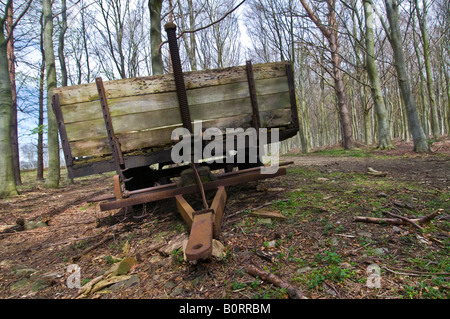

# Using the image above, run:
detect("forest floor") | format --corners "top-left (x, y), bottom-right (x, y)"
top-left (0, 138), bottom-right (449, 300)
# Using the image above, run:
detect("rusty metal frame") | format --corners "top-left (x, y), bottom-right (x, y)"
top-left (96, 163), bottom-right (289, 260)
top-left (98, 166), bottom-right (287, 211)
top-left (52, 94), bottom-right (75, 180)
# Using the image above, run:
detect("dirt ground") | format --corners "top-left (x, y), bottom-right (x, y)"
top-left (0, 138), bottom-right (449, 299)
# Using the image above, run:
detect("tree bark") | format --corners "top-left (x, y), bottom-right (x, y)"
top-left (384, 0), bottom-right (429, 152)
top-left (299, 0), bottom-right (354, 149)
top-left (149, 0), bottom-right (163, 75)
top-left (37, 13), bottom-right (45, 181)
top-left (0, 17), bottom-right (18, 198)
top-left (6, 1), bottom-right (21, 185)
top-left (58, 0), bottom-right (68, 87)
top-left (414, 0), bottom-right (440, 138)
top-left (43, 0), bottom-right (60, 188)
top-left (412, 15), bottom-right (430, 137)
top-left (37, 58), bottom-right (45, 180)
top-left (363, 0), bottom-right (393, 149)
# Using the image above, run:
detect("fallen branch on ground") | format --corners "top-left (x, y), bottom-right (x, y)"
top-left (367, 167), bottom-right (387, 177)
top-left (244, 264), bottom-right (308, 299)
top-left (354, 210), bottom-right (441, 230)
top-left (382, 266), bottom-right (450, 277)
top-left (382, 211), bottom-right (424, 231)
top-left (227, 199), bottom-right (290, 220)
top-left (71, 234), bottom-right (115, 262)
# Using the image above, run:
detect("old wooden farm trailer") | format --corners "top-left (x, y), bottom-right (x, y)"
top-left (52, 23), bottom-right (299, 261)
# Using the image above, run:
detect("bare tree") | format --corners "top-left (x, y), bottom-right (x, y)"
top-left (149, 0), bottom-right (164, 74)
top-left (379, 0), bottom-right (430, 152)
top-left (43, 0), bottom-right (60, 188)
top-left (363, 0), bottom-right (393, 149)
top-left (0, 0), bottom-right (32, 198)
top-left (300, 0), bottom-right (354, 149)
top-left (413, 0), bottom-right (440, 138)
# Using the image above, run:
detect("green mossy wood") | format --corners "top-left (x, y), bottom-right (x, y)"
top-left (53, 61), bottom-right (296, 167)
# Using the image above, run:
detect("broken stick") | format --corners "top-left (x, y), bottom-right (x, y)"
top-left (245, 264), bottom-right (308, 299)
top-left (382, 211), bottom-right (424, 231)
top-left (354, 211), bottom-right (440, 230)
top-left (71, 234), bottom-right (115, 262)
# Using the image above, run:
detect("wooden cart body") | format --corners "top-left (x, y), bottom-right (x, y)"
top-left (52, 61), bottom-right (298, 182)
top-left (52, 24), bottom-right (298, 261)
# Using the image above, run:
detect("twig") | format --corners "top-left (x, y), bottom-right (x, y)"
top-left (71, 233), bottom-right (115, 262)
top-left (158, 0), bottom-right (246, 53)
top-left (386, 266), bottom-right (450, 277)
top-left (227, 199), bottom-right (290, 220)
top-left (382, 266), bottom-right (450, 277)
top-left (354, 210), bottom-right (440, 230)
top-left (245, 264), bottom-right (308, 299)
top-left (382, 211), bottom-right (424, 231)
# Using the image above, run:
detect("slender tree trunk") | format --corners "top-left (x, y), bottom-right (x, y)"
top-left (363, 0), bottom-right (393, 149)
top-left (149, 0), bottom-right (163, 75)
top-left (443, 56), bottom-right (450, 133)
top-left (330, 34), bottom-right (354, 149)
top-left (0, 20), bottom-right (18, 198)
top-left (37, 14), bottom-right (45, 181)
top-left (300, 0), bottom-right (354, 149)
top-left (58, 0), bottom-right (73, 185)
top-left (81, 3), bottom-right (90, 83)
top-left (414, 0), bottom-right (440, 138)
top-left (43, 0), bottom-right (60, 188)
top-left (6, 2), bottom-right (21, 185)
top-left (37, 59), bottom-right (45, 180)
top-left (384, 0), bottom-right (429, 152)
top-left (58, 0), bottom-right (68, 87)
top-left (412, 18), bottom-right (430, 137)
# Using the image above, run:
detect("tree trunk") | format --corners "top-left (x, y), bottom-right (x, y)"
top-left (37, 58), bottom-right (45, 181)
top-left (363, 0), bottom-right (393, 149)
top-left (0, 21), bottom-right (18, 198)
top-left (6, 1), bottom-right (21, 185)
top-left (300, 0), bottom-right (354, 149)
top-left (43, 0), bottom-right (60, 188)
top-left (81, 2), bottom-right (90, 83)
top-left (58, 0), bottom-right (73, 185)
top-left (443, 55), bottom-right (450, 133)
top-left (414, 0), bottom-right (440, 138)
top-left (58, 0), bottom-right (68, 87)
top-left (384, 0), bottom-right (429, 152)
top-left (412, 17), bottom-right (430, 137)
top-left (37, 13), bottom-right (45, 181)
top-left (149, 0), bottom-right (163, 75)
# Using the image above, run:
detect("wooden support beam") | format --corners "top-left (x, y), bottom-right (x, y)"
top-left (211, 186), bottom-right (227, 238)
top-left (175, 194), bottom-right (194, 228)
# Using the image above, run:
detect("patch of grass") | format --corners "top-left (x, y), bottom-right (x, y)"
top-left (170, 248), bottom-right (184, 265)
top-left (251, 286), bottom-right (288, 299)
top-left (403, 277), bottom-right (448, 299)
top-left (308, 148), bottom-right (373, 158)
top-left (105, 255), bottom-right (120, 264)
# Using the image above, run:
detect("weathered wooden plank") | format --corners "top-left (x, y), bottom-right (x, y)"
top-left (69, 108), bottom-right (292, 158)
top-left (54, 62), bottom-right (289, 106)
top-left (60, 76), bottom-right (289, 124)
top-left (64, 91), bottom-right (290, 143)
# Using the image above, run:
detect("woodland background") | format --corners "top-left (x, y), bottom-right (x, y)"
top-left (0, 0), bottom-right (449, 197)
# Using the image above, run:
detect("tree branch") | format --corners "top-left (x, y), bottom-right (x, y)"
top-left (158, 0), bottom-right (246, 53)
